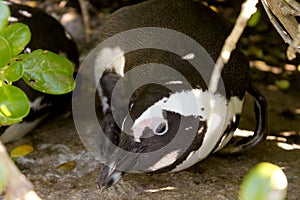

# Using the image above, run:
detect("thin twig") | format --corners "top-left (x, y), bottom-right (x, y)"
top-left (287, 24), bottom-right (300, 60)
top-left (209, 0), bottom-right (259, 93)
top-left (78, 0), bottom-right (92, 42)
top-left (0, 141), bottom-right (41, 200)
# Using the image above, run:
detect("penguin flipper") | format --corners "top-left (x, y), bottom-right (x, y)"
top-left (99, 71), bottom-right (121, 107)
top-left (219, 85), bottom-right (267, 154)
top-left (96, 70), bottom-right (122, 158)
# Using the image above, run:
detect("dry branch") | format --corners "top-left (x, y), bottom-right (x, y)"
top-left (0, 141), bottom-right (41, 200)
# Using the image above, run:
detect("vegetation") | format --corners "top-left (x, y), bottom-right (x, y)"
top-left (0, 1), bottom-right (75, 126)
top-left (239, 162), bottom-right (288, 200)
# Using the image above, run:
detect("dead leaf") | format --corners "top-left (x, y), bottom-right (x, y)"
top-left (10, 145), bottom-right (34, 158)
top-left (57, 161), bottom-right (76, 171)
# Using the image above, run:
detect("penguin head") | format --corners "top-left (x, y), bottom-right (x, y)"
top-left (97, 85), bottom-right (229, 188)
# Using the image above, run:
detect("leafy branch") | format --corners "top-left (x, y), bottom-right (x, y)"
top-left (0, 1), bottom-right (75, 199)
top-left (0, 1), bottom-right (75, 126)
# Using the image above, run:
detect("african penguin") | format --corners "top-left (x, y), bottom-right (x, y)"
top-left (0, 2), bottom-right (79, 143)
top-left (94, 0), bottom-right (267, 188)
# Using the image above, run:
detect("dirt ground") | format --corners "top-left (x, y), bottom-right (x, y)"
top-left (2, 80), bottom-right (299, 200)
top-left (1, 1), bottom-right (300, 199)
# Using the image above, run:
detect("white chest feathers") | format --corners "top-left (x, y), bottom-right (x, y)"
top-left (172, 93), bottom-right (244, 171)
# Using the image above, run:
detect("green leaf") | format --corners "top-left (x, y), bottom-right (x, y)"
top-left (0, 23), bottom-right (31, 56)
top-left (239, 162), bottom-right (288, 200)
top-left (0, 1), bottom-right (10, 30)
top-left (3, 61), bottom-right (23, 82)
top-left (0, 114), bottom-right (22, 126)
top-left (0, 36), bottom-right (11, 68)
top-left (21, 49), bottom-right (75, 94)
top-left (248, 10), bottom-right (261, 27)
top-left (275, 79), bottom-right (290, 90)
top-left (0, 85), bottom-right (30, 126)
top-left (58, 161), bottom-right (76, 171)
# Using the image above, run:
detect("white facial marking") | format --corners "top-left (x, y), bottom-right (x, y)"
top-left (173, 96), bottom-right (244, 172)
top-left (163, 89), bottom-right (215, 118)
top-left (131, 89), bottom-right (218, 143)
top-left (132, 117), bottom-right (168, 142)
top-left (95, 47), bottom-right (125, 113)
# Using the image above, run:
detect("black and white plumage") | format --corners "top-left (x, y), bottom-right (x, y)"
top-left (95, 0), bottom-right (267, 187)
top-left (0, 2), bottom-right (79, 143)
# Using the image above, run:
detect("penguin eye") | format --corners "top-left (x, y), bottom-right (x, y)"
top-left (154, 121), bottom-right (168, 135)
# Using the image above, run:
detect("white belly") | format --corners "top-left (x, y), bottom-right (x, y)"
top-left (172, 96), bottom-right (244, 172)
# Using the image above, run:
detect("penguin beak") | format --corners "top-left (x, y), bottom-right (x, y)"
top-left (97, 150), bottom-right (130, 188)
top-left (98, 163), bottom-right (124, 188)
top-left (97, 132), bottom-right (145, 188)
